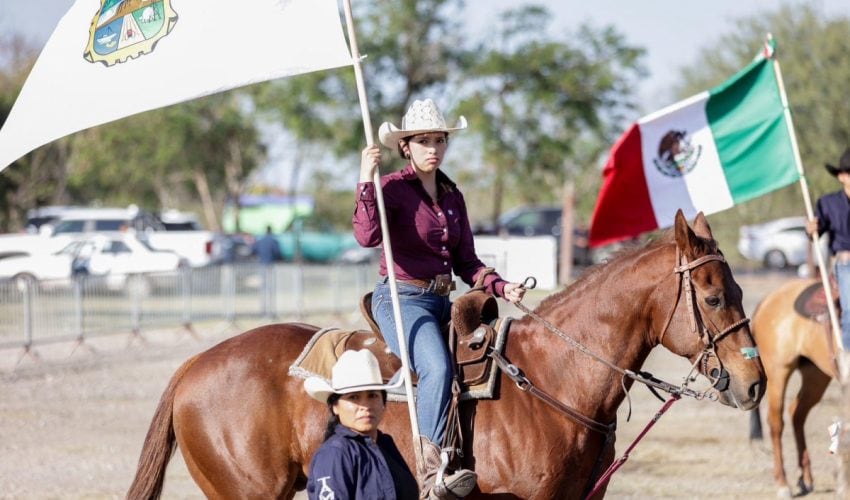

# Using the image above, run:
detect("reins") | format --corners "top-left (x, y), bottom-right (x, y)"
top-left (492, 244), bottom-right (752, 498)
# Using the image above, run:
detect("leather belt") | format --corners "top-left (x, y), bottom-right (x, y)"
top-left (395, 274), bottom-right (456, 296)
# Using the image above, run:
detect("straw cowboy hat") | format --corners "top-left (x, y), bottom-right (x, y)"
top-left (378, 98), bottom-right (467, 148)
top-left (825, 147), bottom-right (850, 176)
top-left (304, 349), bottom-right (402, 404)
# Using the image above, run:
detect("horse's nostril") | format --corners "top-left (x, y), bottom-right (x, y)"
top-left (748, 380), bottom-right (762, 401)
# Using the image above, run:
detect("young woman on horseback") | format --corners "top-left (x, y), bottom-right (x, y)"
top-left (353, 98), bottom-right (526, 499)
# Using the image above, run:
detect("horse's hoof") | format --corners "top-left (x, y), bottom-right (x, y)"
top-left (796, 476), bottom-right (813, 496)
top-left (776, 486), bottom-right (792, 499)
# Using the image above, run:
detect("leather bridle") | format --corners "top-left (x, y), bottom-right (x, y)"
top-left (656, 247), bottom-right (751, 390)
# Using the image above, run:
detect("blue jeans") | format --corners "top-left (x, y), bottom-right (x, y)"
top-left (836, 261), bottom-right (850, 349)
top-left (372, 280), bottom-right (452, 445)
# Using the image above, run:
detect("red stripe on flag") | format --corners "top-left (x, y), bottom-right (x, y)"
top-left (588, 123), bottom-right (658, 248)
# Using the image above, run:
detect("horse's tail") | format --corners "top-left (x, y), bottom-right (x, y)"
top-left (126, 354), bottom-right (201, 500)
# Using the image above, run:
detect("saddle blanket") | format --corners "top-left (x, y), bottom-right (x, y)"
top-left (793, 281), bottom-right (840, 322)
top-left (288, 317), bottom-right (513, 402)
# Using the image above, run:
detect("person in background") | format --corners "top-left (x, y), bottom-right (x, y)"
top-left (353, 98), bottom-right (526, 498)
top-left (252, 225), bottom-right (282, 317)
top-left (305, 349), bottom-right (417, 500)
top-left (806, 147), bottom-right (850, 350)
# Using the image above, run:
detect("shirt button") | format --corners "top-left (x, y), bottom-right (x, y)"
top-left (443, 261), bottom-right (448, 266)
top-left (443, 228), bottom-right (447, 233)
top-left (438, 212), bottom-right (443, 217)
top-left (441, 246), bottom-right (446, 251)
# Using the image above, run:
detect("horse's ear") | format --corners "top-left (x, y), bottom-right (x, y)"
top-left (674, 209), bottom-right (699, 256)
top-left (692, 212), bottom-right (713, 240)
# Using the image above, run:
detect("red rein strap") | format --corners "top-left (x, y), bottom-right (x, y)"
top-left (583, 395), bottom-right (681, 500)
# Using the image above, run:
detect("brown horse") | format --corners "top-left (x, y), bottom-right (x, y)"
top-left (127, 211), bottom-right (766, 499)
top-left (748, 278), bottom-right (838, 498)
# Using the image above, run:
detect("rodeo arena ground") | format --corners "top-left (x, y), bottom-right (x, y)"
top-left (0, 260), bottom-right (846, 499)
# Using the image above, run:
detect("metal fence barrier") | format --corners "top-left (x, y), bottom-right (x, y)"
top-left (0, 262), bottom-right (374, 352)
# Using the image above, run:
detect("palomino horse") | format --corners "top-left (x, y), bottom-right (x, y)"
top-left (128, 211), bottom-right (765, 499)
top-left (748, 278), bottom-right (838, 497)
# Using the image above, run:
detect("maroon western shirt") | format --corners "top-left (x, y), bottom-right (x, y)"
top-left (353, 165), bottom-right (507, 297)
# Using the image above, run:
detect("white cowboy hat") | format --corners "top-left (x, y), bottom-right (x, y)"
top-left (378, 98), bottom-right (467, 148)
top-left (304, 349), bottom-right (402, 403)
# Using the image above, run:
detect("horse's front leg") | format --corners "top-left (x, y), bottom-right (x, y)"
top-left (790, 361), bottom-right (832, 495)
top-left (766, 365), bottom-right (793, 498)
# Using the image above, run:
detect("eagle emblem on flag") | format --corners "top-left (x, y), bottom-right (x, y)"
top-left (652, 129), bottom-right (702, 178)
top-left (84, 0), bottom-right (178, 67)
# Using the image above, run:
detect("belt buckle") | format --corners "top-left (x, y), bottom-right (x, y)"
top-left (433, 275), bottom-right (453, 296)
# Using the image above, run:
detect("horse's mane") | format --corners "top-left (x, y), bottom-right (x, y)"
top-left (531, 227), bottom-right (717, 314)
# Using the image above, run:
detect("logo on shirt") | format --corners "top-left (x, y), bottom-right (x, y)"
top-left (84, 0), bottom-right (179, 66)
top-left (317, 476), bottom-right (335, 500)
top-left (653, 129), bottom-right (702, 178)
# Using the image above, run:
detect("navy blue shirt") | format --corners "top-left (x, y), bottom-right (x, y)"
top-left (307, 425), bottom-right (418, 500)
top-left (252, 234), bottom-right (282, 264)
top-left (815, 190), bottom-right (850, 254)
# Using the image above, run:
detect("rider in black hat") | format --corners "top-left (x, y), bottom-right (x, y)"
top-left (806, 147), bottom-right (850, 350)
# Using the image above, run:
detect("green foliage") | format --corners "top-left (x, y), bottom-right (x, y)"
top-left (0, 35), bottom-right (71, 231)
top-left (67, 93), bottom-right (265, 230)
top-left (252, 0), bottom-right (468, 162)
top-left (456, 7), bottom-right (645, 223)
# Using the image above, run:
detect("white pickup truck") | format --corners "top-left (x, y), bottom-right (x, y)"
top-left (0, 206), bottom-right (215, 267)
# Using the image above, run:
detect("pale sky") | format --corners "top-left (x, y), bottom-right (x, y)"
top-left (2, 0), bottom-right (848, 112)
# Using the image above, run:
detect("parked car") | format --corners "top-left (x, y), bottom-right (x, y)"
top-left (474, 205), bottom-right (592, 266)
top-left (276, 216), bottom-right (359, 263)
top-left (0, 205), bottom-right (214, 267)
top-left (208, 233), bottom-right (256, 265)
top-left (24, 205), bottom-right (84, 233)
top-left (737, 216), bottom-right (815, 269)
top-left (156, 209), bottom-right (204, 231)
top-left (0, 233), bottom-right (186, 293)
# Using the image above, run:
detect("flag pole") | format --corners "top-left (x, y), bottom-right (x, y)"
top-left (767, 34), bottom-right (846, 371)
top-left (341, 0), bottom-right (425, 471)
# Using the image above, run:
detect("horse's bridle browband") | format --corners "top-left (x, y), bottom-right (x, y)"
top-left (660, 247), bottom-right (751, 347)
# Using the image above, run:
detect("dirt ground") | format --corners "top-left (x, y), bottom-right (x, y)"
top-left (0, 270), bottom-right (844, 499)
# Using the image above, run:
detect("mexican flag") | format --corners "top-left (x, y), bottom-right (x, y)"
top-left (588, 49), bottom-right (800, 248)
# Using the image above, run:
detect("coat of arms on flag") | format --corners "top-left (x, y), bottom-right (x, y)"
top-left (84, 0), bottom-right (178, 66)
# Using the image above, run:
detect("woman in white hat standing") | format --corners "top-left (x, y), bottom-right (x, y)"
top-left (353, 98), bottom-right (527, 499)
top-left (305, 349), bottom-right (418, 500)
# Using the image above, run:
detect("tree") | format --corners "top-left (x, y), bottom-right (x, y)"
top-left (67, 92), bottom-right (264, 231)
top-left (456, 6), bottom-right (646, 224)
top-left (0, 35), bottom-right (71, 231)
top-left (674, 4), bottom-right (850, 238)
top-left (251, 0), bottom-right (469, 202)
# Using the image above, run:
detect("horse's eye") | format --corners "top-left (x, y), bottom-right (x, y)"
top-left (705, 295), bottom-right (721, 307)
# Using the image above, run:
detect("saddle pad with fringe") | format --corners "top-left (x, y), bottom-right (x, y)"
top-left (288, 318), bottom-right (513, 402)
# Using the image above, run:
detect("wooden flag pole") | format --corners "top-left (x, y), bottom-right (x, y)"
top-left (341, 0), bottom-right (425, 472)
top-left (767, 34), bottom-right (846, 374)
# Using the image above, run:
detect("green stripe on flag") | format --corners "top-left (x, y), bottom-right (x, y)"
top-left (705, 57), bottom-right (799, 204)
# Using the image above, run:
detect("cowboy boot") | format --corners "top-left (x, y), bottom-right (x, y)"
top-left (418, 436), bottom-right (477, 499)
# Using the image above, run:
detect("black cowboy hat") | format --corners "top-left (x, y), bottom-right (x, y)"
top-left (826, 147), bottom-right (850, 176)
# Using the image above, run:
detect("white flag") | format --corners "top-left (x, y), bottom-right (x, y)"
top-left (0, 0), bottom-right (353, 172)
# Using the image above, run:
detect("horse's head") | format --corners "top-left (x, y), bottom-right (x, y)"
top-left (658, 210), bottom-right (765, 410)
